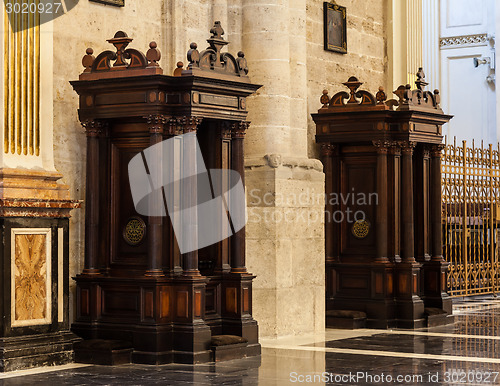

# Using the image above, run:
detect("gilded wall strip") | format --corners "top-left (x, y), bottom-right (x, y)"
top-left (2, 0), bottom-right (41, 156)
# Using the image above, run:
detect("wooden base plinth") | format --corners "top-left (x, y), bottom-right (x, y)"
top-left (73, 339), bottom-right (132, 365)
top-left (394, 298), bottom-right (426, 328)
top-left (221, 273), bottom-right (259, 345)
top-left (422, 260), bottom-right (453, 315)
top-left (72, 274), bottom-right (259, 364)
top-left (326, 310), bottom-right (367, 329)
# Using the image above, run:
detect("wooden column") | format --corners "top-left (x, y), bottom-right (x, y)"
top-left (401, 141), bottom-right (416, 263)
top-left (165, 118), bottom-right (182, 275)
top-left (82, 120), bottom-right (104, 275)
top-left (179, 116), bottom-right (203, 276)
top-left (431, 144), bottom-right (445, 261)
top-left (145, 115), bottom-right (167, 277)
top-left (389, 142), bottom-right (402, 262)
top-left (373, 140), bottom-right (390, 263)
top-left (422, 143), bottom-right (452, 315)
top-left (216, 122), bottom-right (232, 274)
top-left (396, 140), bottom-right (425, 328)
top-left (321, 143), bottom-right (335, 263)
top-left (230, 121), bottom-right (249, 273)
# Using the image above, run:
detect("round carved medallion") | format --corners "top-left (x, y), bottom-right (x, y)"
top-left (123, 217), bottom-right (146, 245)
top-left (352, 220), bottom-right (370, 239)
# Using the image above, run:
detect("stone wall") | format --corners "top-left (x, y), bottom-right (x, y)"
top-left (51, 0), bottom-right (387, 338)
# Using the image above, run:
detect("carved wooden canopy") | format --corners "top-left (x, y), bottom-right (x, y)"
top-left (313, 69), bottom-right (453, 146)
top-left (72, 22), bottom-right (260, 124)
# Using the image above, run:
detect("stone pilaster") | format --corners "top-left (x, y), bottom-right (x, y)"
top-left (0, 8), bottom-right (80, 371)
top-left (242, 0), bottom-right (325, 338)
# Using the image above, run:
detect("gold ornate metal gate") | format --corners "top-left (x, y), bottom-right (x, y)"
top-left (442, 138), bottom-right (500, 296)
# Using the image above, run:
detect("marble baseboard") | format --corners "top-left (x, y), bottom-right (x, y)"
top-left (0, 331), bottom-right (80, 372)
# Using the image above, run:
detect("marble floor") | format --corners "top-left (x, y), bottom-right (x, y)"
top-left (2, 297), bottom-right (500, 385)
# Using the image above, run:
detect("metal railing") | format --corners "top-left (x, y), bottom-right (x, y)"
top-left (442, 138), bottom-right (500, 297)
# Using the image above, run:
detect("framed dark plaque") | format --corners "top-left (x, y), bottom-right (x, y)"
top-left (90, 0), bottom-right (124, 6)
top-left (324, 2), bottom-right (347, 54)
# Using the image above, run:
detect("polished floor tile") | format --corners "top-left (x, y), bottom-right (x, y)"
top-left (3, 298), bottom-right (500, 385)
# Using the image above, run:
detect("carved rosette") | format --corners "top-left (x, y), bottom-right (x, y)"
top-left (231, 121), bottom-right (249, 139)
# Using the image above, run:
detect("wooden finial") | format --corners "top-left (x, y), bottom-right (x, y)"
top-left (343, 76), bottom-right (363, 104)
top-left (433, 89), bottom-right (440, 107)
top-left (415, 67), bottom-right (428, 90)
top-left (207, 22), bottom-right (228, 68)
top-left (173, 61), bottom-right (184, 76)
top-left (82, 48), bottom-right (95, 72)
top-left (210, 21), bottom-right (224, 40)
top-left (320, 90), bottom-right (330, 107)
top-left (187, 42), bottom-right (200, 68)
top-left (107, 31), bottom-right (133, 67)
top-left (236, 51), bottom-right (248, 75)
top-left (376, 86), bottom-right (386, 104)
top-left (146, 41), bottom-right (161, 67)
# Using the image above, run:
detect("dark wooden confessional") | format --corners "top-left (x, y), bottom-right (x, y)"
top-left (71, 23), bottom-right (260, 364)
top-left (313, 71), bottom-right (454, 329)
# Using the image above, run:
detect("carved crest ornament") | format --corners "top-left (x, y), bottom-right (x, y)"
top-left (319, 67), bottom-right (442, 112)
top-left (80, 21), bottom-right (249, 81)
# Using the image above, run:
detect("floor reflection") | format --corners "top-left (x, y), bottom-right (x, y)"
top-left (2, 298), bottom-right (500, 385)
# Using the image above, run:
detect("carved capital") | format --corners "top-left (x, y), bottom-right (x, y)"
top-left (431, 144), bottom-right (445, 158)
top-left (400, 141), bottom-right (416, 155)
top-left (166, 117), bottom-right (181, 136)
top-left (82, 119), bottom-right (107, 137)
top-left (176, 116), bottom-right (203, 133)
top-left (389, 141), bottom-right (402, 155)
top-left (219, 121), bottom-right (232, 140)
top-left (372, 139), bottom-right (391, 154)
top-left (320, 143), bottom-right (335, 157)
top-left (145, 114), bottom-right (168, 135)
top-left (231, 121), bottom-right (249, 139)
top-left (422, 145), bottom-right (431, 159)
